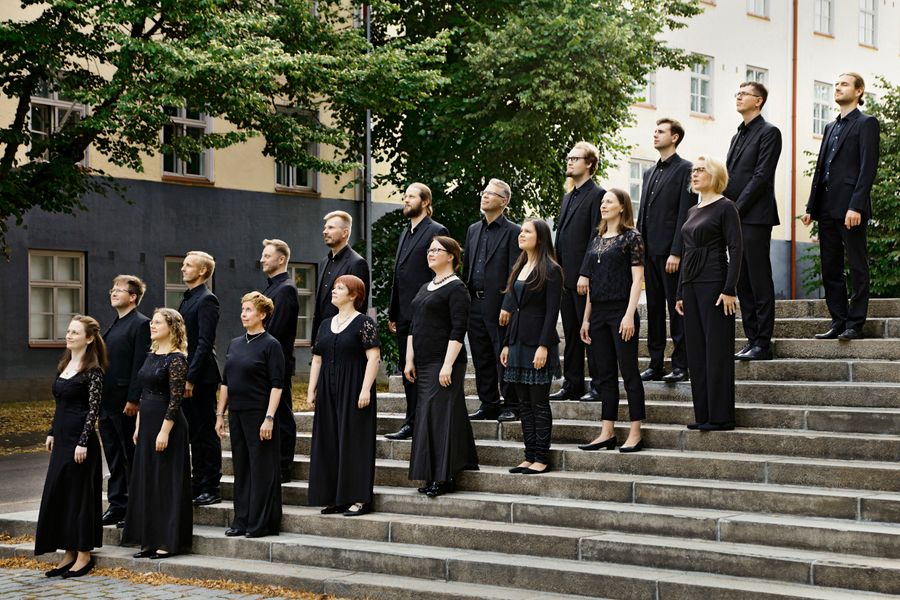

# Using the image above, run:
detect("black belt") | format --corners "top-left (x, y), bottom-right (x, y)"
top-left (472, 290), bottom-right (486, 299)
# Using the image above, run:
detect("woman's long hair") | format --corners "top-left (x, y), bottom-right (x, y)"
top-left (597, 188), bottom-right (636, 236)
top-left (56, 315), bottom-right (109, 374)
top-left (150, 308), bottom-right (188, 354)
top-left (504, 219), bottom-right (561, 293)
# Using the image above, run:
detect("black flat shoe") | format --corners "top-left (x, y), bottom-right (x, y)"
top-left (686, 423), bottom-right (702, 430)
top-left (133, 549), bottom-right (156, 559)
top-left (508, 466), bottom-right (529, 473)
top-left (61, 558), bottom-right (95, 578)
top-left (45, 560), bottom-right (75, 577)
top-left (149, 552), bottom-right (175, 560)
top-left (344, 502), bottom-right (372, 517)
top-left (619, 440), bottom-right (644, 453)
top-left (698, 422), bottom-right (735, 431)
top-left (320, 505), bottom-right (349, 514)
top-left (245, 531), bottom-right (270, 538)
top-left (578, 437), bottom-right (617, 451)
top-left (521, 466), bottom-right (552, 474)
top-left (225, 527), bottom-right (245, 537)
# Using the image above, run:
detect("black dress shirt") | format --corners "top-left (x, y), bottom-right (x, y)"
top-left (823, 109), bottom-right (859, 185)
top-left (262, 271), bottom-right (299, 373)
top-left (470, 217), bottom-right (500, 291)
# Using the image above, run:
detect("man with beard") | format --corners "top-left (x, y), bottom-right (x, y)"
top-left (385, 183), bottom-right (449, 440)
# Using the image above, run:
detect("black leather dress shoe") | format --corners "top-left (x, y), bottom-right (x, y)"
top-left (735, 346), bottom-right (773, 361)
top-left (101, 507), bottom-right (125, 526)
top-left (225, 527), bottom-right (245, 537)
top-left (579, 390), bottom-right (601, 402)
top-left (549, 388), bottom-right (582, 400)
top-left (468, 407), bottom-right (500, 420)
top-left (814, 327), bottom-right (844, 340)
top-left (116, 519), bottom-right (125, 529)
top-left (837, 328), bottom-right (864, 340)
top-left (662, 368), bottom-right (689, 383)
top-left (735, 342), bottom-right (752, 357)
top-left (640, 368), bottom-right (665, 382)
top-left (385, 424), bottom-right (413, 440)
top-left (425, 480), bottom-right (455, 497)
top-left (497, 409), bottom-right (519, 422)
top-left (698, 421), bottom-right (735, 431)
top-left (192, 492), bottom-right (222, 506)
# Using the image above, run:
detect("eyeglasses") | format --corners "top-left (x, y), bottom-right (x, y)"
top-left (565, 155), bottom-right (587, 163)
top-left (690, 167), bottom-right (707, 174)
top-left (734, 92), bottom-right (761, 99)
top-left (109, 287), bottom-right (131, 295)
top-left (427, 248), bottom-right (449, 255)
top-left (480, 190), bottom-right (508, 199)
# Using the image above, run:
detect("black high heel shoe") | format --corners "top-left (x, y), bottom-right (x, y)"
top-left (61, 557), bottom-right (95, 578)
top-left (618, 439), bottom-right (644, 453)
top-left (45, 560), bottom-right (75, 577)
top-left (578, 437), bottom-right (617, 451)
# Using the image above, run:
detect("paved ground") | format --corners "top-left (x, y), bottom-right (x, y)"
top-left (0, 453), bottom-right (47, 514)
top-left (0, 567), bottom-right (278, 599)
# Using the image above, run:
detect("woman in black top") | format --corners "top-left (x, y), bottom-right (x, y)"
top-left (406, 236), bottom-right (479, 497)
top-left (36, 315), bottom-right (107, 578)
top-left (122, 308), bottom-right (192, 559)
top-left (676, 156), bottom-right (743, 431)
top-left (307, 275), bottom-right (380, 517)
top-left (500, 219), bottom-right (562, 474)
top-left (577, 189), bottom-right (646, 452)
top-left (215, 292), bottom-right (284, 537)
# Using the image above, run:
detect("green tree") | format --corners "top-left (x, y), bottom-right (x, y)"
top-left (0, 0), bottom-right (445, 250)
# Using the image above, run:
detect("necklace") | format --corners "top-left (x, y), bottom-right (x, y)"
top-left (245, 331), bottom-right (265, 344)
top-left (433, 273), bottom-right (455, 285)
top-left (335, 312), bottom-right (356, 330)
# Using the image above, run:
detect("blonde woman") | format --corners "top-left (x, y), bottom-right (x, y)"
top-left (122, 308), bottom-right (192, 559)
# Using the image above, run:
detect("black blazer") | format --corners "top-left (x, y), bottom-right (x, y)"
top-left (312, 245), bottom-right (370, 343)
top-left (263, 271), bottom-right (300, 372)
top-left (806, 109), bottom-right (880, 220)
top-left (556, 179), bottom-right (605, 289)
top-left (102, 308), bottom-right (151, 407)
top-left (637, 154), bottom-right (695, 257)
top-left (501, 264), bottom-right (562, 348)
top-left (724, 115), bottom-right (782, 226)
top-left (388, 216), bottom-right (449, 325)
top-left (462, 214), bottom-right (521, 319)
top-left (178, 284), bottom-right (222, 385)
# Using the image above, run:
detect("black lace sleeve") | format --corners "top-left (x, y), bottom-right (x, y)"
top-left (165, 353), bottom-right (188, 421)
top-left (359, 317), bottom-right (381, 350)
top-left (77, 368), bottom-right (104, 447)
top-left (626, 229), bottom-right (645, 266)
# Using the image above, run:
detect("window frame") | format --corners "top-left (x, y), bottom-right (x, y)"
top-left (746, 0), bottom-right (769, 18)
top-left (274, 107), bottom-right (319, 194)
top-left (628, 159), bottom-right (654, 221)
top-left (814, 0), bottom-right (834, 36)
top-left (289, 262), bottom-right (317, 346)
top-left (690, 56), bottom-right (714, 116)
top-left (813, 81), bottom-right (833, 137)
top-left (637, 71), bottom-right (657, 107)
top-left (28, 250), bottom-right (85, 347)
top-left (29, 82), bottom-right (89, 166)
top-left (161, 106), bottom-right (213, 181)
top-left (858, 0), bottom-right (877, 47)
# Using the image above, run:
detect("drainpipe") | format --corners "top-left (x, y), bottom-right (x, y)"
top-left (790, 0), bottom-right (799, 298)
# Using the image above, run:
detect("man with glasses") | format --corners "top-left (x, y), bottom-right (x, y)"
top-left (464, 179), bottom-right (521, 422)
top-left (725, 81), bottom-right (782, 361)
top-left (553, 141), bottom-right (606, 402)
top-left (100, 275), bottom-right (150, 527)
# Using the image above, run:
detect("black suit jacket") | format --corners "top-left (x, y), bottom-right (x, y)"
top-left (724, 115), bottom-right (782, 226)
top-left (388, 216), bottom-right (449, 326)
top-left (263, 271), bottom-right (300, 373)
top-left (312, 245), bottom-right (370, 343)
top-left (637, 154), bottom-right (695, 257)
top-left (806, 109), bottom-right (880, 220)
top-left (462, 214), bottom-right (521, 319)
top-left (178, 284), bottom-right (221, 385)
top-left (501, 264), bottom-right (562, 348)
top-left (102, 308), bottom-right (151, 407)
top-left (556, 179), bottom-right (605, 289)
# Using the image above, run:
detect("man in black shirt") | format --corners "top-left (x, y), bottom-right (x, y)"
top-left (312, 211), bottom-right (370, 345)
top-left (464, 179), bottom-right (521, 422)
top-left (100, 274), bottom-right (150, 527)
top-left (260, 238), bottom-right (300, 483)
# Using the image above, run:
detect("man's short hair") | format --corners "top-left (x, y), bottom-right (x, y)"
top-left (186, 250), bottom-right (216, 280)
top-left (487, 178), bottom-right (512, 202)
top-left (656, 118), bottom-right (685, 147)
top-left (113, 274), bottom-right (147, 305)
top-left (740, 81), bottom-right (769, 108)
top-left (323, 210), bottom-right (352, 230)
top-left (262, 238), bottom-right (291, 261)
top-left (840, 72), bottom-right (866, 106)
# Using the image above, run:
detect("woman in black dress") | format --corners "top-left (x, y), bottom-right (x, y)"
top-left (121, 308), bottom-right (192, 558)
top-left (36, 315), bottom-right (107, 578)
top-left (675, 156), bottom-right (743, 431)
top-left (308, 274), bottom-right (380, 516)
top-left (577, 189), bottom-right (646, 452)
top-left (499, 219), bottom-right (562, 474)
top-left (406, 236), bottom-right (479, 497)
top-left (215, 292), bottom-right (284, 537)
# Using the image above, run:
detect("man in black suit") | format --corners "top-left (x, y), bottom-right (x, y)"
top-left (312, 210), bottom-right (370, 345)
top-left (386, 183), bottom-right (449, 439)
top-left (553, 141), bottom-right (605, 401)
top-left (100, 274), bottom-right (150, 527)
top-left (260, 238), bottom-right (300, 483)
top-left (178, 250), bottom-right (222, 506)
top-left (725, 81), bottom-right (782, 361)
top-left (635, 118), bottom-right (694, 382)
top-left (464, 178), bottom-right (521, 422)
top-left (802, 72), bottom-right (880, 341)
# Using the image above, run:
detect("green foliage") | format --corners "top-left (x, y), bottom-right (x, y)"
top-left (0, 0), bottom-right (446, 250)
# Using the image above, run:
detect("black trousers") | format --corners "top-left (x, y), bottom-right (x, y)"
top-left (589, 302), bottom-right (646, 422)
top-left (515, 382), bottom-right (552, 464)
top-left (396, 323), bottom-right (418, 427)
top-left (818, 217), bottom-right (869, 331)
top-left (560, 287), bottom-right (598, 395)
top-left (737, 224), bottom-right (776, 348)
top-left (98, 402), bottom-right (136, 511)
top-left (644, 254), bottom-right (687, 370)
top-left (228, 408), bottom-right (281, 536)
top-left (468, 297), bottom-right (516, 411)
top-left (183, 381), bottom-right (222, 496)
top-left (276, 376), bottom-right (296, 478)
top-left (682, 281), bottom-right (736, 425)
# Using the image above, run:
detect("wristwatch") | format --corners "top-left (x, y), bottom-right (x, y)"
top-left (265, 415), bottom-right (275, 421)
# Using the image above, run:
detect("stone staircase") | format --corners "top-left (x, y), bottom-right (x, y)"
top-left (2, 299), bottom-right (899, 599)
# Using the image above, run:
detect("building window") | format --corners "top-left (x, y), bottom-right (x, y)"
top-left (162, 106), bottom-right (210, 178)
top-left (28, 251), bottom-right (84, 344)
top-left (628, 160), bottom-right (654, 220)
top-left (745, 66), bottom-right (768, 85)
top-left (690, 57), bottom-right (713, 115)
top-left (747, 0), bottom-right (769, 17)
top-left (275, 108), bottom-right (318, 192)
top-left (638, 72), bottom-right (657, 106)
top-left (164, 257), bottom-right (188, 309)
top-left (813, 81), bottom-right (832, 136)
top-left (859, 0), bottom-right (877, 46)
top-left (29, 81), bottom-right (87, 164)
top-left (289, 263), bottom-right (316, 344)
top-left (814, 0), bottom-right (834, 35)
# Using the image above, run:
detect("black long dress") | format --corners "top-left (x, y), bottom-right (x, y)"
top-left (121, 352), bottom-right (192, 554)
top-left (308, 315), bottom-right (379, 507)
top-left (34, 368), bottom-right (104, 555)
